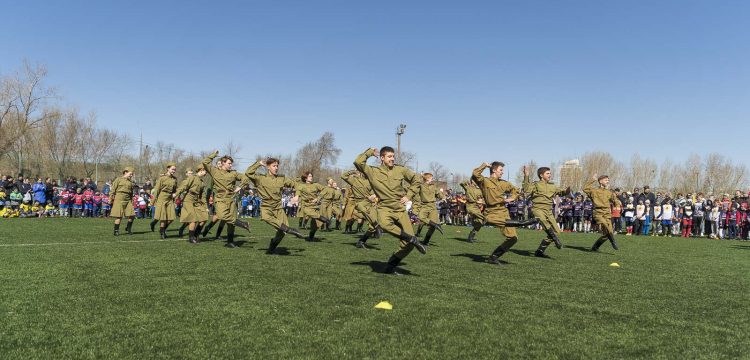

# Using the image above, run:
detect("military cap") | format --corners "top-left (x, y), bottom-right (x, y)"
top-left (123, 166), bottom-right (135, 173)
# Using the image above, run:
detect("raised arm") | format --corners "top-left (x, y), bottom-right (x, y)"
top-left (354, 148), bottom-right (376, 179)
top-left (202, 151), bottom-right (219, 178)
top-left (244, 161), bottom-right (263, 184)
top-left (472, 163), bottom-right (489, 185)
top-left (522, 172), bottom-right (535, 195)
top-left (583, 178), bottom-right (598, 197)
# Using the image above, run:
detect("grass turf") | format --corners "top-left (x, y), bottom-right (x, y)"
top-left (0, 218), bottom-right (748, 359)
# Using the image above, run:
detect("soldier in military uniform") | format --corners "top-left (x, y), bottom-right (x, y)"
top-left (472, 162), bottom-right (538, 265)
top-left (413, 173), bottom-right (445, 246)
top-left (340, 186), bottom-right (356, 233)
top-left (355, 147), bottom-right (426, 275)
top-left (295, 171), bottom-right (331, 241)
top-left (175, 165), bottom-right (210, 244)
top-left (341, 169), bottom-right (381, 248)
top-left (461, 179), bottom-right (485, 243)
top-left (331, 182), bottom-right (344, 230)
top-left (177, 168), bottom-right (194, 238)
top-left (200, 151), bottom-right (250, 248)
top-left (523, 166), bottom-right (571, 257)
top-left (110, 166), bottom-right (136, 236)
top-left (583, 174), bottom-right (622, 251)
top-left (245, 158), bottom-right (305, 254)
top-left (148, 163), bottom-right (178, 239)
top-left (319, 178), bottom-right (336, 231)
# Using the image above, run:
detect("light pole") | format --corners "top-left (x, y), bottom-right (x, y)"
top-left (396, 124), bottom-right (406, 164)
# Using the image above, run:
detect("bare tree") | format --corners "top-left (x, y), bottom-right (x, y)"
top-left (223, 140), bottom-right (243, 160)
top-left (514, 160), bottom-right (538, 186)
top-left (623, 153), bottom-right (658, 190)
top-left (580, 151), bottom-right (625, 186)
top-left (427, 161), bottom-right (449, 182)
top-left (398, 150), bottom-right (417, 170)
top-left (293, 132), bottom-right (341, 175)
top-left (0, 61), bottom-right (57, 159)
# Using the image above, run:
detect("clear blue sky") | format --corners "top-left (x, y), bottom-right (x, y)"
top-left (2, 0), bottom-right (748, 177)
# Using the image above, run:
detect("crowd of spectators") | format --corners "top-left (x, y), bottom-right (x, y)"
top-left (4, 172), bottom-right (749, 241)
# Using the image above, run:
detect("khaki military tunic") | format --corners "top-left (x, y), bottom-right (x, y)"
top-left (245, 162), bottom-right (297, 230)
top-left (319, 186), bottom-right (336, 220)
top-left (110, 176), bottom-right (134, 218)
top-left (153, 174), bottom-right (177, 221)
top-left (355, 148), bottom-right (421, 259)
top-left (341, 170), bottom-right (378, 226)
top-left (414, 182), bottom-right (444, 225)
top-left (583, 179), bottom-right (621, 237)
top-left (461, 180), bottom-right (485, 224)
top-left (472, 164), bottom-right (519, 239)
top-left (202, 152), bottom-right (247, 222)
top-left (176, 175), bottom-right (209, 223)
top-left (523, 175), bottom-right (569, 234)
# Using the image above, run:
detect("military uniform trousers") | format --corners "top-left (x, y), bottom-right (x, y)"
top-left (531, 208), bottom-right (561, 235)
top-left (467, 203), bottom-right (485, 224)
top-left (355, 200), bottom-right (378, 228)
top-left (378, 206), bottom-right (416, 259)
top-left (594, 211), bottom-right (614, 237)
top-left (261, 205), bottom-right (289, 230)
top-left (301, 205), bottom-right (324, 227)
top-left (214, 198), bottom-right (238, 222)
top-left (484, 205), bottom-right (517, 239)
top-left (417, 205), bottom-right (439, 225)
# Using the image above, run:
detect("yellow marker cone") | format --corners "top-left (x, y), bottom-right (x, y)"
top-left (609, 262), bottom-right (620, 268)
top-left (374, 301), bottom-right (393, 310)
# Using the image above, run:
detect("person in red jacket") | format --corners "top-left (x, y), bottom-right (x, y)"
top-left (73, 189), bottom-right (84, 218)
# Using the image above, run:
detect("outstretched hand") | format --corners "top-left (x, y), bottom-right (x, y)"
top-left (523, 165), bottom-right (529, 177)
top-left (592, 173), bottom-right (599, 181)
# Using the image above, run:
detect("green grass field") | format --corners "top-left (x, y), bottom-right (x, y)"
top-left (1, 218), bottom-right (748, 359)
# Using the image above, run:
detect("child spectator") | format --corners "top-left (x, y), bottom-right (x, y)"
top-left (93, 192), bottom-right (102, 217)
top-left (652, 201), bottom-right (662, 236)
top-left (681, 201), bottom-right (694, 237)
top-left (45, 202), bottom-right (56, 217)
top-left (59, 189), bottom-right (71, 217)
top-left (102, 194), bottom-right (111, 217)
top-left (660, 201), bottom-right (674, 237)
top-left (623, 197), bottom-right (635, 235)
top-left (73, 189), bottom-right (84, 217)
top-left (635, 199), bottom-right (646, 236)
top-left (83, 189), bottom-right (94, 217)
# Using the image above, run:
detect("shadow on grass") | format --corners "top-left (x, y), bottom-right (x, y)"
top-left (261, 247), bottom-right (305, 256)
top-left (349, 260), bottom-right (417, 276)
top-left (730, 245), bottom-right (750, 250)
top-left (343, 242), bottom-right (382, 250)
top-left (451, 237), bottom-right (472, 243)
top-left (566, 245), bottom-right (595, 253)
top-left (509, 249), bottom-right (533, 257)
top-left (450, 253), bottom-right (487, 263)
